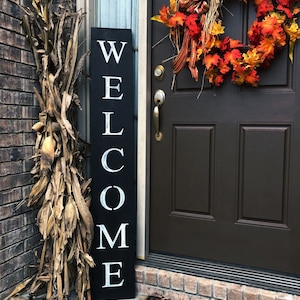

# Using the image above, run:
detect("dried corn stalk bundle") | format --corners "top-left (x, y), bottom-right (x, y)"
top-left (8, 0), bottom-right (94, 299)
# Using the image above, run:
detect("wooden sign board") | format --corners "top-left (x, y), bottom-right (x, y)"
top-left (90, 27), bottom-right (136, 300)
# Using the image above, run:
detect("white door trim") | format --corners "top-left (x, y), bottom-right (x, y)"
top-left (137, 0), bottom-right (150, 260)
top-left (76, 0), bottom-right (149, 259)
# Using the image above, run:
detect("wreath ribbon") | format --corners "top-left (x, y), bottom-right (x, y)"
top-left (152, 0), bottom-right (300, 87)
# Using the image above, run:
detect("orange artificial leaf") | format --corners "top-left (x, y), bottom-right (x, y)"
top-left (204, 53), bottom-right (220, 69)
top-left (205, 69), bottom-right (217, 84)
top-left (232, 64), bottom-right (246, 85)
top-left (229, 38), bottom-right (244, 48)
top-left (224, 49), bottom-right (242, 64)
top-left (271, 28), bottom-right (286, 46)
top-left (218, 59), bottom-right (231, 74)
top-left (214, 74), bottom-right (225, 86)
top-left (261, 16), bottom-right (277, 35)
top-left (169, 11), bottom-right (186, 27)
top-left (245, 69), bottom-right (259, 86)
top-left (257, 37), bottom-right (275, 56)
top-left (204, 36), bottom-right (216, 51)
top-left (214, 38), bottom-right (223, 49)
top-left (151, 5), bottom-right (169, 24)
top-left (293, 7), bottom-right (300, 16)
top-left (205, 69), bottom-right (223, 86)
top-left (160, 5), bottom-right (169, 22)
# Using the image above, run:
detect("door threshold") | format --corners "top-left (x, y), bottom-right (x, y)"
top-left (137, 253), bottom-right (300, 295)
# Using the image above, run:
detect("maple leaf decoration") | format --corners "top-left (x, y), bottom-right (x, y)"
top-left (169, 12), bottom-right (187, 27)
top-left (152, 0), bottom-right (300, 87)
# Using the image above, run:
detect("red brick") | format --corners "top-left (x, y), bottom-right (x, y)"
top-left (171, 273), bottom-right (184, 291)
top-left (21, 50), bottom-right (35, 65)
top-left (0, 187), bottom-right (22, 205)
top-left (243, 286), bottom-right (260, 300)
top-left (0, 6), bottom-right (40, 299)
top-left (0, 251), bottom-right (35, 278)
top-left (144, 267), bottom-right (158, 286)
top-left (0, 28), bottom-right (26, 48)
top-left (277, 293), bottom-right (294, 300)
top-left (198, 278), bottom-right (212, 297)
top-left (0, 225), bottom-right (36, 249)
top-left (0, 161), bottom-right (23, 176)
top-left (213, 280), bottom-right (227, 300)
top-left (0, 241), bottom-right (24, 263)
top-left (135, 265), bottom-right (145, 283)
top-left (228, 283), bottom-right (243, 300)
top-left (0, 268), bottom-right (25, 295)
top-left (158, 270), bottom-right (170, 288)
top-left (260, 289), bottom-right (277, 300)
top-left (184, 275), bottom-right (198, 294)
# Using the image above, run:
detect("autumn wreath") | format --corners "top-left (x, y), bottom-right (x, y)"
top-left (152, 0), bottom-right (300, 87)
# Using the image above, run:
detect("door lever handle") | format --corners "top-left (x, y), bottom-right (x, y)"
top-left (153, 89), bottom-right (165, 142)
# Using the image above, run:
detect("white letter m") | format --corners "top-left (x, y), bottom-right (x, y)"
top-left (96, 223), bottom-right (129, 249)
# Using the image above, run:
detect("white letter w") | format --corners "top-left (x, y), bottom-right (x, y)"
top-left (97, 40), bottom-right (128, 64)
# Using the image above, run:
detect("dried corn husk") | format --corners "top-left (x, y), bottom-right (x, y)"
top-left (12, 0), bottom-right (94, 298)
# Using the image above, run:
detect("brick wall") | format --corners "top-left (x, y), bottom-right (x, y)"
top-left (0, 0), bottom-right (41, 298)
top-left (136, 266), bottom-right (299, 300)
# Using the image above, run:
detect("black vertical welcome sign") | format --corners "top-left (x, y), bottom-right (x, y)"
top-left (90, 28), bottom-right (136, 299)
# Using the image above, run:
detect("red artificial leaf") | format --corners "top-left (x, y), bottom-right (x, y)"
top-left (276, 0), bottom-right (291, 7)
top-left (186, 14), bottom-right (202, 38)
top-left (248, 20), bottom-right (262, 45)
top-left (277, 4), bottom-right (294, 18)
top-left (224, 49), bottom-right (242, 64)
top-left (219, 36), bottom-right (230, 51)
top-left (255, 0), bottom-right (274, 17)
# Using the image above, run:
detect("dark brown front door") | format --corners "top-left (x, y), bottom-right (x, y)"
top-left (150, 0), bottom-right (300, 274)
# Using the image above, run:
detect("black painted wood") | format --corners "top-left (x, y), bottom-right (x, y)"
top-left (150, 0), bottom-right (300, 276)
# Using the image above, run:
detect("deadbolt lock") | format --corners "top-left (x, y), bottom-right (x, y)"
top-left (154, 65), bottom-right (165, 81)
top-left (153, 89), bottom-right (165, 106)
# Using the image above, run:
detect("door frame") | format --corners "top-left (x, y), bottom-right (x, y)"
top-left (136, 0), bottom-right (151, 259)
top-left (75, 0), bottom-right (151, 259)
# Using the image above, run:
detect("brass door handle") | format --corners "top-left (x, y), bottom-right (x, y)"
top-left (153, 89), bottom-right (165, 142)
